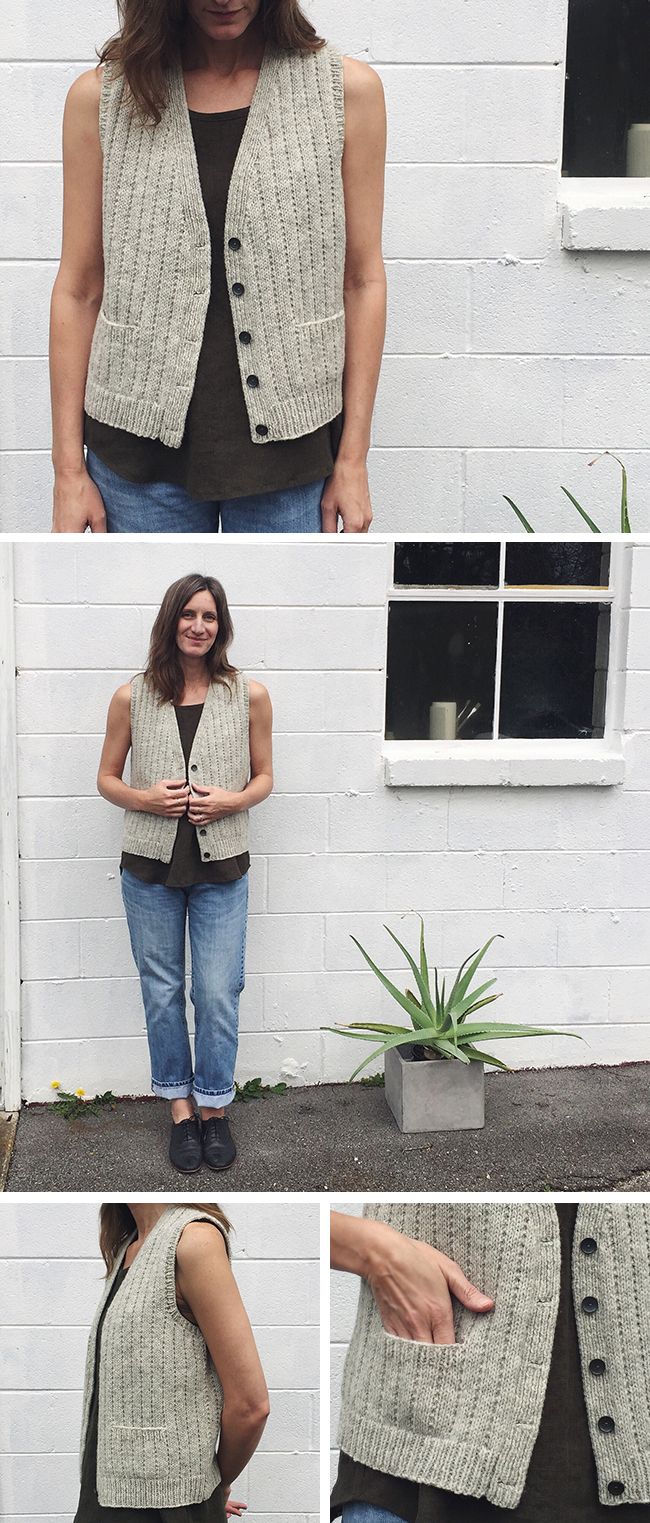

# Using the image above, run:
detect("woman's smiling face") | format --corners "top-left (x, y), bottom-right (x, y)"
top-left (184, 0), bottom-right (263, 42)
top-left (176, 589), bottom-right (219, 657)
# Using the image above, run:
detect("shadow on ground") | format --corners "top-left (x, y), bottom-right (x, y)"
top-left (5, 1063), bottom-right (650, 1192)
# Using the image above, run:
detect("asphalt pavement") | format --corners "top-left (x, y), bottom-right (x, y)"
top-left (5, 1063), bottom-right (650, 1192)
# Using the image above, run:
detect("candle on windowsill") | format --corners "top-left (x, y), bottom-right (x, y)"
top-left (627, 124), bottom-right (650, 177)
top-left (429, 701), bottom-right (457, 740)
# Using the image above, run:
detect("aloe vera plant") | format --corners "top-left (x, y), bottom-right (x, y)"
top-left (325, 919), bottom-right (579, 1081)
top-left (506, 450), bottom-right (631, 534)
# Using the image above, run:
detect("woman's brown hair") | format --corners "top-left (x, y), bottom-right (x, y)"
top-left (144, 572), bottom-right (236, 705)
top-left (99, 0), bottom-right (325, 124)
top-left (99, 1202), bottom-right (231, 1272)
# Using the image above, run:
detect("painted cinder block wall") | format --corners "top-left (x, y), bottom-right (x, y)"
top-left (329, 1201), bottom-right (361, 1484)
top-left (0, 1199), bottom-right (319, 1523)
top-left (9, 537), bottom-right (650, 1103)
top-left (2, 1), bottom-right (650, 532)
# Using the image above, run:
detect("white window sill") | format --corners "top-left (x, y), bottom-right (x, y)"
top-left (559, 177), bottom-right (650, 250)
top-left (383, 740), bottom-right (625, 788)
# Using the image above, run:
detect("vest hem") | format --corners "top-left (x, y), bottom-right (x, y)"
top-left (97, 1466), bottom-right (221, 1509)
top-left (85, 381), bottom-right (344, 452)
top-left (250, 382), bottom-right (344, 445)
top-left (337, 1413), bottom-right (531, 1511)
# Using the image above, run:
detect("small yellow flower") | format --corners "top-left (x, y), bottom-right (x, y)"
top-left (51, 1080), bottom-right (60, 1090)
top-left (75, 1088), bottom-right (85, 1098)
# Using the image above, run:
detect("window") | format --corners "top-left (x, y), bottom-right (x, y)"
top-left (563, 0), bottom-right (650, 177)
top-left (384, 542), bottom-right (624, 787)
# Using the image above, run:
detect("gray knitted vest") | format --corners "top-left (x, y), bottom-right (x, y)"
top-left (85, 42), bottom-right (346, 448)
top-left (338, 1202), bottom-right (650, 1510)
top-left (123, 670), bottom-right (250, 863)
top-left (80, 1207), bottom-right (228, 1507)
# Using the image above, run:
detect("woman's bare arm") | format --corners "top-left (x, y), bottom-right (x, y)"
top-left (50, 67), bottom-right (107, 533)
top-left (97, 683), bottom-right (189, 816)
top-left (321, 58), bottom-right (387, 536)
top-left (331, 1211), bottom-right (494, 1346)
top-left (176, 1223), bottom-right (270, 1487)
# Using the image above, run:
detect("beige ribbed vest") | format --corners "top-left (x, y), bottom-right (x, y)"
top-left (85, 42), bottom-right (346, 448)
top-left (80, 1207), bottom-right (227, 1507)
top-left (123, 671), bottom-right (250, 862)
top-left (338, 1202), bottom-right (650, 1509)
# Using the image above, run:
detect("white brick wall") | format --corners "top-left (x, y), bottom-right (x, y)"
top-left (329, 1202), bottom-right (361, 1485)
top-left (6, 537), bottom-right (650, 1103)
top-left (2, 0), bottom-right (649, 532)
top-left (0, 1199), bottom-right (319, 1523)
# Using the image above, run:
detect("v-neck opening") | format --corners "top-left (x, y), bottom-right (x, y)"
top-left (171, 42), bottom-right (279, 255)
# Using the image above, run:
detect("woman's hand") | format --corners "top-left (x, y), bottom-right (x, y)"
top-left (188, 784), bottom-right (243, 823)
top-left (142, 780), bottom-right (191, 817)
top-left (369, 1230), bottom-right (494, 1345)
top-left (320, 459), bottom-right (372, 533)
top-left (52, 465), bottom-right (107, 533)
top-left (224, 1490), bottom-right (248, 1518)
top-left (331, 1213), bottom-right (494, 1346)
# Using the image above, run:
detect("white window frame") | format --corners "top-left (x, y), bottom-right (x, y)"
top-left (383, 538), bottom-right (629, 789)
top-left (558, 2), bottom-right (650, 250)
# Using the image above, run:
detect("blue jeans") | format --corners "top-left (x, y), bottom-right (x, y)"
top-left (121, 869), bottom-right (248, 1108)
top-left (86, 449), bottom-right (325, 533)
top-left (342, 1509), bottom-right (403, 1523)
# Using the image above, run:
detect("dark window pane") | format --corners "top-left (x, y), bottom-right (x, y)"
top-left (394, 543), bottom-right (500, 587)
top-left (500, 603), bottom-right (610, 738)
top-left (386, 602), bottom-right (498, 740)
top-left (505, 543), bottom-right (611, 587)
top-left (563, 0), bottom-right (650, 176)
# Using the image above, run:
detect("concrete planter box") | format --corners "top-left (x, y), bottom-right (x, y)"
top-left (384, 1044), bottom-right (485, 1133)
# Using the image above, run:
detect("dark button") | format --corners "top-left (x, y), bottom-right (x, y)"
top-left (581, 1296), bottom-right (599, 1315)
top-left (228, 237), bottom-right (241, 250)
top-left (598, 1416), bottom-right (615, 1434)
top-left (199, 828), bottom-right (207, 837)
top-left (203, 853), bottom-right (211, 860)
top-left (239, 331), bottom-right (252, 345)
top-left (246, 374), bottom-right (260, 388)
top-left (190, 764), bottom-right (198, 772)
top-left (608, 1482), bottom-right (625, 1497)
top-left (590, 1359), bottom-right (606, 1377)
top-left (232, 282), bottom-right (245, 297)
top-left (580, 1237), bottom-right (598, 1256)
top-left (255, 424), bottom-right (269, 437)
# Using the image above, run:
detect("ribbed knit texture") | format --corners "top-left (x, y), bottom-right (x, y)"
top-left (123, 671), bottom-right (250, 862)
top-left (338, 1203), bottom-right (650, 1510)
top-left (79, 1207), bottom-right (227, 1508)
top-left (85, 43), bottom-right (346, 449)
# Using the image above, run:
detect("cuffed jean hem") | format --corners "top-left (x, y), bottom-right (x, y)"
top-left (152, 1079), bottom-right (194, 1100)
top-left (193, 1084), bottom-right (236, 1108)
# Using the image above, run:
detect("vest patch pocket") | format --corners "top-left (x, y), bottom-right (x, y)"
top-left (108, 1425), bottom-right (170, 1481)
top-left (293, 310), bottom-right (345, 394)
top-left (376, 1324), bottom-right (467, 1438)
top-left (89, 310), bottom-right (138, 398)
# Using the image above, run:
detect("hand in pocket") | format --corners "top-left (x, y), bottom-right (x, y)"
top-left (368, 1225), bottom-right (494, 1346)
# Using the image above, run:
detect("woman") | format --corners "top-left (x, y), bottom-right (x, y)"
top-left (50, 0), bottom-right (386, 534)
top-left (97, 572), bottom-right (273, 1174)
top-left (331, 1203), bottom-right (650, 1520)
top-left (74, 1200), bottom-right (269, 1520)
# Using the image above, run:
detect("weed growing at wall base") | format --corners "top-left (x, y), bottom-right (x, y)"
top-left (50, 1082), bottom-right (117, 1120)
top-left (234, 1078), bottom-right (288, 1102)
